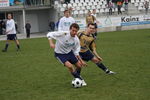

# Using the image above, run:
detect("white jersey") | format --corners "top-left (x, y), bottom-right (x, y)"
top-left (58, 16), bottom-right (75, 31)
top-left (47, 31), bottom-right (80, 55)
top-left (91, 13), bottom-right (97, 23)
top-left (6, 19), bottom-right (16, 34)
top-left (91, 13), bottom-right (97, 18)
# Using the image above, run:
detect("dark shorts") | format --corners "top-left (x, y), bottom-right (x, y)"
top-left (7, 34), bottom-right (17, 40)
top-left (79, 50), bottom-right (94, 61)
top-left (55, 51), bottom-right (78, 64)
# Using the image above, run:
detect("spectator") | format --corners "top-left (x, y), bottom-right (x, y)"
top-left (0, 20), bottom-right (6, 35)
top-left (124, 0), bottom-right (129, 15)
top-left (68, 7), bottom-right (73, 16)
top-left (49, 21), bottom-right (55, 31)
top-left (64, 0), bottom-right (70, 4)
top-left (144, 1), bottom-right (149, 15)
top-left (55, 17), bottom-right (61, 31)
top-left (117, 0), bottom-right (122, 15)
top-left (86, 10), bottom-right (96, 26)
top-left (108, 0), bottom-right (113, 15)
top-left (0, 20), bottom-right (2, 35)
top-left (25, 21), bottom-right (31, 38)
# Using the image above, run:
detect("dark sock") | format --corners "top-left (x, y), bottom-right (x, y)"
top-left (4, 43), bottom-right (9, 50)
top-left (17, 44), bottom-right (20, 49)
top-left (76, 68), bottom-right (81, 75)
top-left (71, 71), bottom-right (83, 80)
top-left (96, 63), bottom-right (109, 72)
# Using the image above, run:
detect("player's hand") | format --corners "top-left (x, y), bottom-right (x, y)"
top-left (50, 43), bottom-right (55, 48)
top-left (80, 60), bottom-right (87, 67)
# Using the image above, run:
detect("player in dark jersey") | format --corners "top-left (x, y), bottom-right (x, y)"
top-left (77, 23), bottom-right (115, 76)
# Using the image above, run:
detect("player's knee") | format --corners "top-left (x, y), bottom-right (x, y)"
top-left (75, 61), bottom-right (82, 68)
top-left (92, 57), bottom-right (100, 63)
top-left (64, 62), bottom-right (74, 71)
top-left (65, 62), bottom-right (73, 68)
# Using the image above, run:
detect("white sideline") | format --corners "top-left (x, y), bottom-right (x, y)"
top-left (0, 32), bottom-right (48, 41)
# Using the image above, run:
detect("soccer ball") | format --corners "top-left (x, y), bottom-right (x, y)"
top-left (71, 78), bottom-right (83, 88)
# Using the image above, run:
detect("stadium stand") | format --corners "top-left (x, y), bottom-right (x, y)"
top-left (54, 0), bottom-right (150, 17)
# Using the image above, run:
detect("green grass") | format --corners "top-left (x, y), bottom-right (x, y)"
top-left (0, 29), bottom-right (150, 100)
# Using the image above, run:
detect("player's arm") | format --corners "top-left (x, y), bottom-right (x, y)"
top-left (76, 55), bottom-right (87, 67)
top-left (77, 31), bottom-right (83, 38)
top-left (58, 18), bottom-right (63, 31)
top-left (89, 41), bottom-right (103, 61)
top-left (47, 31), bottom-right (67, 48)
top-left (86, 16), bottom-right (88, 25)
top-left (48, 39), bottom-right (55, 48)
top-left (93, 15), bottom-right (96, 21)
top-left (47, 32), bottom-right (55, 48)
top-left (5, 30), bottom-right (11, 34)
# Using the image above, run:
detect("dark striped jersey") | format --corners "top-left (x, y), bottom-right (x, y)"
top-left (77, 31), bottom-right (96, 52)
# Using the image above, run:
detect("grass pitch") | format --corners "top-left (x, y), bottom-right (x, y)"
top-left (0, 29), bottom-right (150, 100)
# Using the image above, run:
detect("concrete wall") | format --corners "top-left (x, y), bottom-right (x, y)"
top-left (37, 10), bottom-right (50, 32)
top-left (97, 24), bottom-right (150, 33)
top-left (75, 15), bottom-right (150, 32)
top-left (48, 8), bottom-right (59, 23)
top-left (13, 9), bottom-right (50, 34)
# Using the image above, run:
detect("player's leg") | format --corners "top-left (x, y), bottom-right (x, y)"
top-left (68, 51), bottom-right (87, 86)
top-left (27, 29), bottom-right (30, 38)
top-left (80, 50), bottom-right (108, 73)
top-left (91, 57), bottom-right (115, 74)
top-left (74, 61), bottom-right (82, 75)
top-left (78, 50), bottom-right (93, 75)
top-left (64, 61), bottom-right (83, 80)
top-left (14, 35), bottom-right (20, 51)
top-left (2, 40), bottom-right (9, 52)
top-left (55, 52), bottom-right (83, 80)
top-left (74, 61), bottom-right (87, 86)
top-left (15, 40), bottom-right (20, 51)
top-left (2, 34), bottom-right (12, 52)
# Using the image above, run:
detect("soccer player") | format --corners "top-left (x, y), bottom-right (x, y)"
top-left (91, 9), bottom-right (99, 39)
top-left (58, 9), bottom-right (75, 31)
top-left (86, 10), bottom-right (96, 26)
top-left (2, 13), bottom-right (20, 52)
top-left (47, 23), bottom-right (87, 86)
top-left (78, 23), bottom-right (115, 75)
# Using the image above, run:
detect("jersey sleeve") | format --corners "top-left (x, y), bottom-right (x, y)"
top-left (85, 16), bottom-right (88, 25)
top-left (47, 31), bottom-right (68, 40)
top-left (89, 41), bottom-right (96, 51)
top-left (77, 31), bottom-right (84, 38)
top-left (58, 18), bottom-right (63, 31)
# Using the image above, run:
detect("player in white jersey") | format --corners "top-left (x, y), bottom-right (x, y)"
top-left (2, 13), bottom-right (20, 52)
top-left (47, 23), bottom-right (87, 86)
top-left (58, 10), bottom-right (75, 31)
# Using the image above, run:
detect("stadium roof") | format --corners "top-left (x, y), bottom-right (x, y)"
top-left (0, 5), bottom-right (51, 12)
